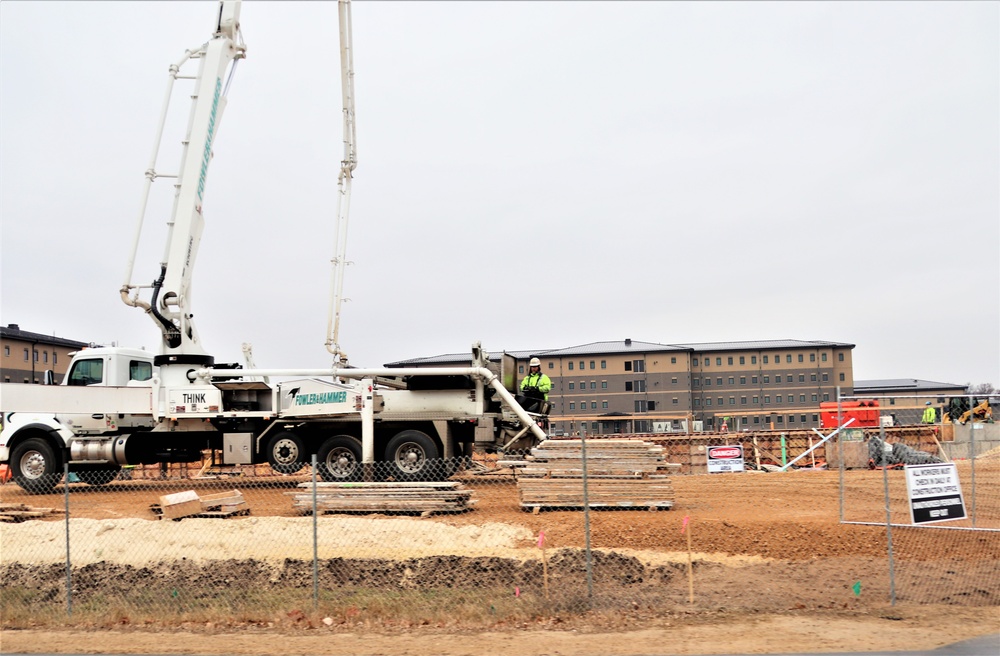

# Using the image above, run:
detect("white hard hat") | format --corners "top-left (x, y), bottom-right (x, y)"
top-left (925, 401), bottom-right (932, 405)
top-left (529, 357), bottom-right (541, 367)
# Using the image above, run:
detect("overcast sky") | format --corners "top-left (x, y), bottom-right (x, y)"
top-left (1, 1), bottom-right (997, 387)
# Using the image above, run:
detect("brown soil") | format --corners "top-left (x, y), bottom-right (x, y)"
top-left (2, 464), bottom-right (998, 655)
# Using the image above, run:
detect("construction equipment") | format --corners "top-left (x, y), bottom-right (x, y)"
top-left (944, 398), bottom-right (992, 425)
top-left (0, 0), bottom-right (547, 494)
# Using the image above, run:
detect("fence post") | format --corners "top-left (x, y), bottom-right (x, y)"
top-left (969, 423), bottom-right (977, 527)
top-left (879, 422), bottom-right (897, 606)
top-left (63, 461), bottom-right (72, 617)
top-left (312, 453), bottom-right (319, 611)
top-left (837, 387), bottom-right (844, 523)
top-left (580, 431), bottom-right (593, 600)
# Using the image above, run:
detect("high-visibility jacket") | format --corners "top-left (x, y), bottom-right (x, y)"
top-left (520, 372), bottom-right (552, 400)
top-left (922, 406), bottom-right (936, 424)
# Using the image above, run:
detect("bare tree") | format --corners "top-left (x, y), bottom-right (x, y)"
top-left (968, 382), bottom-right (997, 395)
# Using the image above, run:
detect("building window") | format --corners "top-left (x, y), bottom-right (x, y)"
top-left (728, 357), bottom-right (734, 365)
top-left (798, 354), bottom-right (804, 362)
top-left (822, 353), bottom-right (827, 362)
top-left (729, 397), bottom-right (735, 405)
top-left (579, 361), bottom-right (585, 370)
top-left (568, 383), bottom-right (575, 390)
top-left (634, 380), bottom-right (646, 392)
top-left (822, 373), bottom-right (829, 382)
top-left (625, 382), bottom-right (633, 391)
top-left (705, 378), bottom-right (711, 386)
top-left (569, 402), bottom-right (575, 410)
top-left (753, 416), bottom-right (760, 424)
top-left (53, 352), bottom-right (57, 364)
top-left (3, 345), bottom-right (8, 356)
top-left (786, 395), bottom-right (793, 404)
top-left (692, 358), bottom-right (699, 367)
top-left (763, 355), bottom-right (769, 364)
top-left (591, 401), bottom-right (597, 409)
top-left (751, 356), bottom-right (757, 364)
top-left (718, 397), bottom-right (724, 406)
top-left (740, 376), bottom-right (746, 385)
top-left (741, 396), bottom-right (747, 405)
top-left (704, 358), bottom-right (709, 367)
top-left (776, 416), bottom-right (784, 424)
top-left (602, 401), bottom-right (608, 409)
top-left (801, 415), bottom-right (807, 423)
top-left (568, 362), bottom-right (574, 370)
top-left (43, 351), bottom-right (48, 364)
top-left (672, 397), bottom-right (678, 404)
top-left (811, 374), bottom-right (817, 382)
top-left (706, 398), bottom-right (712, 406)
top-left (648, 401), bottom-right (656, 411)
top-left (751, 376), bottom-right (758, 384)
top-left (775, 375), bottom-right (782, 383)
top-left (763, 376), bottom-right (770, 383)
top-left (811, 394), bottom-right (818, 402)
top-left (716, 357), bottom-right (722, 366)
top-left (23, 348), bottom-right (29, 361)
top-left (601, 360), bottom-right (607, 369)
top-left (634, 400), bottom-right (648, 412)
top-left (823, 393), bottom-right (830, 402)
top-left (810, 354), bottom-right (816, 362)
top-left (590, 360), bottom-right (596, 369)
top-left (764, 396), bottom-right (771, 404)
top-left (671, 377), bottom-right (678, 384)
top-left (601, 381), bottom-right (607, 389)
top-left (739, 356), bottom-right (745, 365)
top-left (839, 373), bottom-right (845, 382)
top-left (580, 380), bottom-right (586, 388)
top-left (776, 395), bottom-right (782, 403)
top-left (548, 362), bottom-right (554, 369)
top-left (839, 353), bottom-right (844, 362)
top-left (717, 378), bottom-right (723, 386)
top-left (799, 374), bottom-right (805, 382)
top-left (800, 394), bottom-right (806, 402)
top-left (590, 382), bottom-right (597, 390)
top-left (624, 361), bottom-right (631, 371)
top-left (728, 377), bottom-right (735, 385)
top-left (519, 365), bottom-right (524, 374)
top-left (694, 378), bottom-right (701, 387)
top-left (786, 354), bottom-right (792, 363)
top-left (670, 357), bottom-right (676, 364)
top-left (33, 349), bottom-right (38, 362)
top-left (694, 399), bottom-right (701, 407)
top-left (812, 414), bottom-right (819, 422)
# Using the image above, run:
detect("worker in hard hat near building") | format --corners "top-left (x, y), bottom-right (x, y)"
top-left (921, 401), bottom-right (936, 424)
top-left (517, 357), bottom-right (552, 413)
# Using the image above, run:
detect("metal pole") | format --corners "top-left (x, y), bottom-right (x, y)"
top-left (312, 453), bottom-right (319, 610)
top-left (64, 461), bottom-right (72, 616)
top-left (879, 422), bottom-right (896, 606)
top-left (837, 387), bottom-right (844, 523)
top-left (969, 422), bottom-right (977, 528)
top-left (580, 431), bottom-right (593, 600)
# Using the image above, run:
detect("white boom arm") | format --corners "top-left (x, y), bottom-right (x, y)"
top-left (325, 0), bottom-right (358, 365)
top-left (121, 1), bottom-right (246, 379)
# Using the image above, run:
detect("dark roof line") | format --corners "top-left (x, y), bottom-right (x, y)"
top-left (0, 324), bottom-right (90, 349)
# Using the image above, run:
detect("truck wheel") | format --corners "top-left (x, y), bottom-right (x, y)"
top-left (385, 430), bottom-right (440, 481)
top-left (10, 438), bottom-right (61, 494)
top-left (317, 435), bottom-right (362, 481)
top-left (267, 431), bottom-right (306, 474)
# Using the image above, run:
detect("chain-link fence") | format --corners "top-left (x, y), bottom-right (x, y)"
top-left (2, 428), bottom-right (998, 629)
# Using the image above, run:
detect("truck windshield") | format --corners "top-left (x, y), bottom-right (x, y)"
top-left (67, 358), bottom-right (104, 386)
top-left (130, 360), bottom-right (153, 382)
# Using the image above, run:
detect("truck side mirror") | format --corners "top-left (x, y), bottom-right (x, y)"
top-left (43, 370), bottom-right (55, 385)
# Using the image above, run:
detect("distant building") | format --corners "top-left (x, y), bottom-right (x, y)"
top-left (388, 338), bottom-right (856, 434)
top-left (853, 378), bottom-right (969, 425)
top-left (0, 324), bottom-right (90, 384)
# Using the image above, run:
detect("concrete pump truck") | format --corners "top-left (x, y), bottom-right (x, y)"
top-left (0, 0), bottom-right (548, 493)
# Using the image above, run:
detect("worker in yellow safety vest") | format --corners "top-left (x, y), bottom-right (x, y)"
top-left (921, 401), bottom-right (936, 424)
top-left (518, 357), bottom-right (552, 412)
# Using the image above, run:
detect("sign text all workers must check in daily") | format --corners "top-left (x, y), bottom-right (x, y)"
top-left (904, 462), bottom-right (967, 525)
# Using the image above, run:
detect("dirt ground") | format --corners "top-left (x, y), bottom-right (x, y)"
top-left (2, 463), bottom-right (998, 655)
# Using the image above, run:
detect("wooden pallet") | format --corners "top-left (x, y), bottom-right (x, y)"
top-left (0, 503), bottom-right (65, 523)
top-left (288, 481), bottom-right (475, 515)
top-left (513, 439), bottom-right (676, 510)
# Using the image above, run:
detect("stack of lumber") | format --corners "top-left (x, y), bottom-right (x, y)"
top-left (151, 489), bottom-right (251, 520)
top-left (0, 503), bottom-right (65, 523)
top-left (512, 439), bottom-right (675, 511)
top-left (289, 481), bottom-right (475, 515)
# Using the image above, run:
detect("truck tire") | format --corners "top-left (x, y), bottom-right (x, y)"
top-left (385, 430), bottom-right (440, 481)
top-left (266, 431), bottom-right (306, 474)
top-left (317, 435), bottom-right (362, 481)
top-left (10, 437), bottom-right (61, 494)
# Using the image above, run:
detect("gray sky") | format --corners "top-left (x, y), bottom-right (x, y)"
top-left (1, 1), bottom-right (997, 387)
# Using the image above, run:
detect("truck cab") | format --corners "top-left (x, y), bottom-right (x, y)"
top-left (63, 347), bottom-right (156, 387)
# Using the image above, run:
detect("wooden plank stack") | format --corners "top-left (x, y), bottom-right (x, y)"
top-left (289, 481), bottom-right (475, 515)
top-left (151, 489), bottom-right (251, 520)
top-left (513, 439), bottom-right (675, 511)
top-left (0, 503), bottom-right (65, 523)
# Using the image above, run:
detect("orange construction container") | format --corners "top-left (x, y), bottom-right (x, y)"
top-left (820, 400), bottom-right (880, 429)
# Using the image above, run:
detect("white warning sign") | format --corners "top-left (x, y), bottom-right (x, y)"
top-left (905, 463), bottom-right (967, 525)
